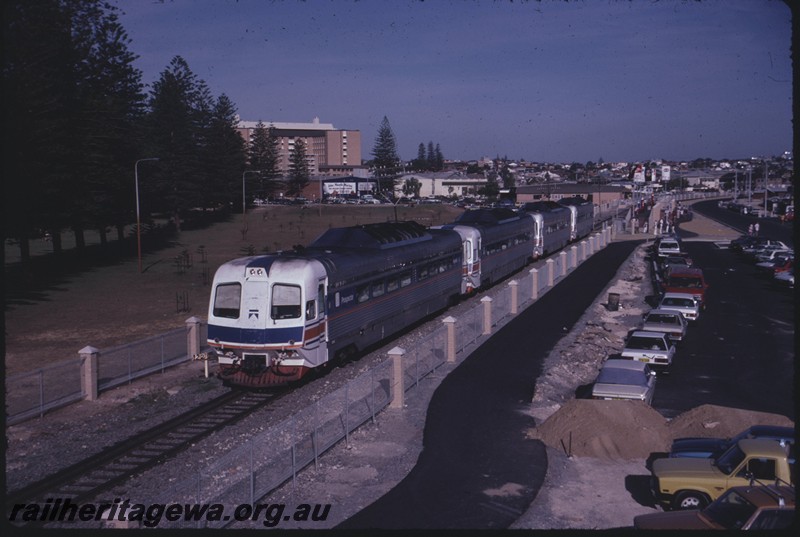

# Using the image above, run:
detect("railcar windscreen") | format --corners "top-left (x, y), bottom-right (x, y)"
top-left (213, 283), bottom-right (241, 318)
top-left (271, 284), bottom-right (302, 319)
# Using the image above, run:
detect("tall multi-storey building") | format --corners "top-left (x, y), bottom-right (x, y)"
top-left (236, 117), bottom-right (363, 176)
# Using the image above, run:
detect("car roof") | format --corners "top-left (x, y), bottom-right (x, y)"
top-left (661, 292), bottom-right (697, 300)
top-left (738, 438), bottom-right (792, 458)
top-left (601, 359), bottom-right (648, 372)
top-left (667, 267), bottom-right (704, 277)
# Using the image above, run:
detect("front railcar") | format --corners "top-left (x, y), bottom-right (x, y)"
top-left (207, 255), bottom-right (329, 388)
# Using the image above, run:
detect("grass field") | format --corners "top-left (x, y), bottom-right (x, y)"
top-left (4, 204), bottom-right (463, 375)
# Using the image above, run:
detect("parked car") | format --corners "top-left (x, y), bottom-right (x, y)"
top-left (657, 238), bottom-right (684, 258)
top-left (741, 240), bottom-right (790, 259)
top-left (660, 255), bottom-right (693, 274)
top-left (657, 292), bottom-right (701, 322)
top-left (591, 359), bottom-right (657, 404)
top-left (634, 483), bottom-right (795, 530)
top-left (621, 330), bottom-right (677, 369)
top-left (754, 248), bottom-right (793, 264)
top-left (730, 235), bottom-right (770, 253)
top-left (640, 308), bottom-right (689, 341)
top-left (651, 438), bottom-right (795, 510)
top-left (755, 254), bottom-right (793, 275)
top-left (669, 425), bottom-right (795, 459)
top-left (661, 267), bottom-right (709, 309)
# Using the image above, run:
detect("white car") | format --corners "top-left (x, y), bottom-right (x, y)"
top-left (658, 292), bottom-right (700, 322)
top-left (657, 238), bottom-right (683, 258)
top-left (754, 248), bottom-right (793, 264)
top-left (640, 308), bottom-right (689, 341)
top-left (591, 359), bottom-right (657, 404)
top-left (622, 330), bottom-right (677, 368)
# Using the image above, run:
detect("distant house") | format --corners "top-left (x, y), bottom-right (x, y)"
top-left (394, 172), bottom-right (489, 198)
top-left (515, 183), bottom-right (627, 214)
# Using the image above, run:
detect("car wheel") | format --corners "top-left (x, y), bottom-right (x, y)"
top-left (673, 490), bottom-right (708, 510)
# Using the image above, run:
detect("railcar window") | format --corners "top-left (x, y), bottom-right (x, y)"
top-left (418, 266), bottom-right (430, 280)
top-left (387, 278), bottom-right (399, 292)
top-left (400, 272), bottom-right (412, 287)
top-left (271, 284), bottom-right (301, 319)
top-left (357, 285), bottom-right (369, 303)
top-left (305, 300), bottom-right (316, 320)
top-left (372, 282), bottom-right (385, 297)
top-left (213, 283), bottom-right (241, 318)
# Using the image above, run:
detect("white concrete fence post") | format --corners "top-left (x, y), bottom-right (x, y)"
top-left (580, 240), bottom-right (587, 262)
top-left (481, 296), bottom-right (493, 335)
top-left (389, 346), bottom-right (405, 409)
top-left (185, 316), bottom-right (203, 359)
top-left (79, 345), bottom-right (100, 401)
top-left (571, 245), bottom-right (578, 269)
top-left (508, 280), bottom-right (518, 315)
top-left (530, 267), bottom-right (539, 301)
top-left (559, 251), bottom-right (567, 277)
top-left (546, 258), bottom-right (555, 288)
top-left (443, 316), bottom-right (457, 363)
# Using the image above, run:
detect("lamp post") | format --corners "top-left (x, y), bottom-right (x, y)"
top-left (135, 157), bottom-right (159, 274)
top-left (242, 170), bottom-right (262, 216)
top-left (242, 170), bottom-right (261, 231)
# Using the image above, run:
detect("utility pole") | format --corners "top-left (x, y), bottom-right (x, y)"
top-left (763, 161), bottom-right (768, 216)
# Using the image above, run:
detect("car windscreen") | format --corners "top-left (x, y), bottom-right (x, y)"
top-left (703, 489), bottom-right (758, 530)
top-left (645, 313), bottom-right (680, 325)
top-left (661, 298), bottom-right (694, 307)
top-left (668, 276), bottom-right (702, 288)
top-left (626, 336), bottom-right (666, 350)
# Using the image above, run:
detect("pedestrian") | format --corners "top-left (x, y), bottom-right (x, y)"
top-left (748, 224), bottom-right (754, 236)
top-left (754, 222), bottom-right (759, 236)
top-left (643, 221), bottom-right (648, 234)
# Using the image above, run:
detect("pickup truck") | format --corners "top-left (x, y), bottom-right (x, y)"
top-left (651, 438), bottom-right (795, 510)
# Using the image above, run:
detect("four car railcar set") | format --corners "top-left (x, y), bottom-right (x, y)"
top-left (207, 201), bottom-right (596, 388)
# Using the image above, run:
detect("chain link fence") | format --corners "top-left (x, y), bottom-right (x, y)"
top-left (5, 323), bottom-right (207, 426)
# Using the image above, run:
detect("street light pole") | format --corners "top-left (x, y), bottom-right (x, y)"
top-left (135, 157), bottom-right (159, 274)
top-left (242, 170), bottom-right (261, 229)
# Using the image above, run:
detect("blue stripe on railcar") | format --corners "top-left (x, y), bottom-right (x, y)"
top-left (207, 324), bottom-right (304, 346)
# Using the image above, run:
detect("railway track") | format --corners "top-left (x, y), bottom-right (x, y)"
top-left (7, 389), bottom-right (280, 520)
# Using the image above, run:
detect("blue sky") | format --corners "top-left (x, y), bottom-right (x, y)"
top-left (111, 0), bottom-right (792, 164)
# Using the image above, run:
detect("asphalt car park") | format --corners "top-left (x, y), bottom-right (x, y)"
top-left (647, 239), bottom-right (795, 420)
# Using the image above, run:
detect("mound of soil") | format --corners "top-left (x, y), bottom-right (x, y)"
top-left (528, 399), bottom-right (670, 460)
top-left (528, 400), bottom-right (795, 460)
top-left (667, 404), bottom-right (795, 439)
